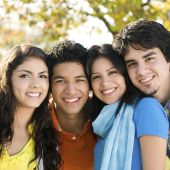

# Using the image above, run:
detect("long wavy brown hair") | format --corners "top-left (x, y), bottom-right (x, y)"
top-left (0, 45), bottom-right (62, 170)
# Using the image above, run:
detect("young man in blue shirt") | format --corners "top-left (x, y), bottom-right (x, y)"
top-left (113, 19), bottom-right (170, 169)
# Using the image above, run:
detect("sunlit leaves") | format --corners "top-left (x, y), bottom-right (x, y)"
top-left (0, 0), bottom-right (170, 58)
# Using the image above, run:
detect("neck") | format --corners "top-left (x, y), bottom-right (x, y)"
top-left (155, 89), bottom-right (170, 106)
top-left (56, 109), bottom-right (85, 134)
top-left (14, 107), bottom-right (34, 128)
top-left (153, 76), bottom-right (170, 106)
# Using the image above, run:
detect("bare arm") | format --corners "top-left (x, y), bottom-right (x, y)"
top-left (140, 135), bottom-right (167, 170)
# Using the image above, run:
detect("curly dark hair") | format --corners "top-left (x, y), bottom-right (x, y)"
top-left (47, 40), bottom-right (92, 120)
top-left (48, 40), bottom-right (88, 79)
top-left (0, 45), bottom-right (62, 170)
top-left (113, 18), bottom-right (170, 62)
top-left (86, 44), bottom-right (140, 120)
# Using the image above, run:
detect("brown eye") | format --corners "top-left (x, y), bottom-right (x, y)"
top-left (40, 74), bottom-right (48, 78)
top-left (146, 57), bottom-right (154, 62)
top-left (109, 70), bottom-right (118, 75)
top-left (19, 74), bottom-right (29, 78)
top-left (54, 79), bottom-right (65, 83)
top-left (126, 62), bottom-right (137, 68)
top-left (91, 75), bottom-right (101, 80)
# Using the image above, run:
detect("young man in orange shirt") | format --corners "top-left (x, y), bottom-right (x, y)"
top-left (48, 40), bottom-right (96, 170)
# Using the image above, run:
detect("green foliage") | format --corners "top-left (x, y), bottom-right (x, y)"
top-left (0, 0), bottom-right (170, 52)
top-left (86, 0), bottom-right (170, 35)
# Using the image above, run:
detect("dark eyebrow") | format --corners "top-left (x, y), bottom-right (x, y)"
top-left (39, 71), bottom-right (48, 74)
top-left (125, 60), bottom-right (134, 64)
top-left (52, 76), bottom-right (64, 81)
top-left (53, 75), bottom-right (86, 80)
top-left (76, 75), bottom-right (87, 79)
top-left (143, 51), bottom-right (156, 58)
top-left (16, 70), bottom-right (31, 73)
top-left (92, 66), bottom-right (115, 75)
top-left (106, 66), bottom-right (115, 72)
top-left (125, 51), bottom-right (156, 64)
top-left (16, 70), bottom-right (48, 74)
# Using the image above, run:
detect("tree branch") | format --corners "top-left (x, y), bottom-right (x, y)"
top-left (64, 0), bottom-right (116, 36)
top-left (83, 10), bottom-right (116, 36)
top-left (142, 0), bottom-right (151, 7)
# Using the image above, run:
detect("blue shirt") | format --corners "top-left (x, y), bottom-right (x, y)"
top-left (132, 97), bottom-right (169, 170)
top-left (94, 137), bottom-right (106, 170)
top-left (94, 97), bottom-right (169, 170)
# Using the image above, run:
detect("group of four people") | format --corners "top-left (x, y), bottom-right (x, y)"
top-left (0, 19), bottom-right (170, 170)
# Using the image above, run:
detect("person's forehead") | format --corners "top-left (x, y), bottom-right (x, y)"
top-left (125, 45), bottom-right (157, 57)
top-left (54, 61), bottom-right (83, 68)
top-left (53, 62), bottom-right (86, 77)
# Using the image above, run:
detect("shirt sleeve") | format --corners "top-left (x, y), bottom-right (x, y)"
top-left (134, 97), bottom-right (169, 140)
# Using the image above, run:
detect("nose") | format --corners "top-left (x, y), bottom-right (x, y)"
top-left (101, 76), bottom-right (111, 87)
top-left (65, 83), bottom-right (77, 94)
top-left (136, 62), bottom-right (148, 76)
top-left (29, 78), bottom-right (41, 88)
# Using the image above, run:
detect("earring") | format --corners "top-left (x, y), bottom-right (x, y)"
top-left (89, 90), bottom-right (93, 98)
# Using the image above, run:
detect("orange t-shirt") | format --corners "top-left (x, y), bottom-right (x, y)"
top-left (50, 100), bottom-right (96, 170)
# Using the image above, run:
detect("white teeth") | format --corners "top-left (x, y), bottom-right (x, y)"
top-left (102, 89), bottom-right (114, 94)
top-left (140, 76), bottom-right (153, 83)
top-left (26, 92), bottom-right (40, 97)
top-left (64, 98), bottom-right (79, 103)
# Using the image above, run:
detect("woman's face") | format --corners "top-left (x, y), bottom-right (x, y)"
top-left (91, 57), bottom-right (126, 104)
top-left (11, 57), bottom-right (49, 111)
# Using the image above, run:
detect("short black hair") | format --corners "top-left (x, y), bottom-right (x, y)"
top-left (48, 40), bottom-right (92, 120)
top-left (48, 40), bottom-right (88, 79)
top-left (113, 18), bottom-right (170, 62)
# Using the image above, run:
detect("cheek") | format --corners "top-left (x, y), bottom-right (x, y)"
top-left (91, 82), bottom-right (99, 94)
top-left (127, 69), bottom-right (136, 81)
top-left (92, 88), bottom-right (101, 100)
top-left (11, 77), bottom-right (21, 90)
top-left (11, 81), bottom-right (26, 93)
top-left (52, 86), bottom-right (59, 97)
top-left (39, 80), bottom-right (49, 96)
top-left (43, 80), bottom-right (49, 91)
top-left (80, 84), bottom-right (89, 98)
top-left (51, 84), bottom-right (65, 99)
top-left (84, 86), bottom-right (90, 95)
top-left (12, 89), bottom-right (18, 100)
top-left (118, 78), bottom-right (126, 94)
top-left (121, 83), bottom-right (126, 95)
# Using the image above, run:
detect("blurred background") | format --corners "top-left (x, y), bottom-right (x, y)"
top-left (0, 0), bottom-right (170, 59)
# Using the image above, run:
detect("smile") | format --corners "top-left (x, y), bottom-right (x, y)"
top-left (102, 88), bottom-right (116, 95)
top-left (26, 92), bottom-right (41, 97)
top-left (64, 98), bottom-right (79, 103)
top-left (139, 75), bottom-right (155, 84)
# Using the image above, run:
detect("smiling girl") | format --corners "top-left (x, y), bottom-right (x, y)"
top-left (86, 44), bottom-right (168, 170)
top-left (0, 45), bottom-right (61, 170)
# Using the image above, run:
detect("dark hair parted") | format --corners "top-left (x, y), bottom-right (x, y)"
top-left (113, 19), bottom-right (170, 61)
top-left (113, 18), bottom-right (170, 62)
top-left (48, 40), bottom-right (88, 80)
top-left (86, 44), bottom-right (138, 120)
top-left (0, 45), bottom-right (61, 170)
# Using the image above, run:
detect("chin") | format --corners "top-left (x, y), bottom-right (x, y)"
top-left (143, 88), bottom-right (158, 96)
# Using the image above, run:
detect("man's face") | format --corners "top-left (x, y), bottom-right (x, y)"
top-left (51, 62), bottom-right (89, 118)
top-left (124, 45), bottom-right (170, 104)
